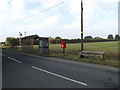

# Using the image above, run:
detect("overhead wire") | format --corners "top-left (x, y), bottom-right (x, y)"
top-left (1, 0), bottom-right (69, 29)
top-left (0, 0), bottom-right (63, 8)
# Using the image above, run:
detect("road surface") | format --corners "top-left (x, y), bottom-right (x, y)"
top-left (1, 49), bottom-right (119, 88)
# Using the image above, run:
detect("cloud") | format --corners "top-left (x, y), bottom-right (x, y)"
top-left (9, 0), bottom-right (26, 20)
top-left (66, 0), bottom-right (81, 15)
top-left (63, 17), bottom-right (118, 39)
top-left (66, 0), bottom-right (101, 15)
top-left (24, 0), bottom-right (52, 3)
top-left (84, 19), bottom-right (118, 38)
top-left (64, 0), bottom-right (118, 38)
top-left (0, 0), bottom-right (26, 25)
top-left (41, 0), bottom-right (63, 8)
top-left (42, 14), bottom-right (62, 26)
top-left (97, 0), bottom-right (119, 3)
top-left (28, 13), bottom-right (62, 30)
top-left (3, 13), bottom-right (63, 38)
top-left (0, 0), bottom-right (9, 9)
top-left (63, 21), bottom-right (80, 30)
top-left (0, 0), bottom-right (118, 41)
top-left (63, 0), bottom-right (101, 36)
top-left (24, 0), bottom-right (64, 9)
top-left (29, 9), bottom-right (39, 15)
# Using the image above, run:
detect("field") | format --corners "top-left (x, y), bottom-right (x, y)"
top-left (33, 41), bottom-right (118, 59)
top-left (49, 41), bottom-right (118, 54)
top-left (3, 41), bottom-right (119, 67)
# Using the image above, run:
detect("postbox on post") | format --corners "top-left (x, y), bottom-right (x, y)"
top-left (61, 41), bottom-right (66, 55)
top-left (61, 41), bottom-right (66, 48)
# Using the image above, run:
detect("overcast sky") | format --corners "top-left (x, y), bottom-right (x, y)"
top-left (0, 0), bottom-right (119, 42)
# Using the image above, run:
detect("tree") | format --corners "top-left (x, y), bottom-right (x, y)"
top-left (115, 34), bottom-right (120, 40)
top-left (6, 37), bottom-right (19, 46)
top-left (0, 42), bottom-right (5, 44)
top-left (94, 37), bottom-right (103, 40)
top-left (107, 34), bottom-right (114, 39)
top-left (55, 36), bottom-right (62, 40)
top-left (84, 36), bottom-right (93, 40)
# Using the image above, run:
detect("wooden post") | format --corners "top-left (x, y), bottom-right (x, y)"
top-left (63, 48), bottom-right (65, 55)
top-left (19, 35), bottom-right (22, 50)
top-left (31, 38), bottom-right (33, 50)
top-left (81, 0), bottom-right (84, 51)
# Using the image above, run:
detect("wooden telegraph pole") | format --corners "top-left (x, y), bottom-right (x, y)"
top-left (81, 0), bottom-right (84, 51)
top-left (19, 32), bottom-right (22, 50)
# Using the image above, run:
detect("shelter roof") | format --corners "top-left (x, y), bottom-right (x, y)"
top-left (21, 35), bottom-right (39, 40)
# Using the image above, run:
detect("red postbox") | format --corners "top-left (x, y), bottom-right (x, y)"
top-left (61, 41), bottom-right (66, 48)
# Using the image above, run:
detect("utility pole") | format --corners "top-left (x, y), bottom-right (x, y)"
top-left (19, 32), bottom-right (22, 50)
top-left (81, 0), bottom-right (84, 51)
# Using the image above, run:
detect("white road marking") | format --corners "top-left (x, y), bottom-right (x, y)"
top-left (8, 57), bottom-right (22, 63)
top-left (32, 66), bottom-right (87, 86)
top-left (0, 54), bottom-right (5, 56)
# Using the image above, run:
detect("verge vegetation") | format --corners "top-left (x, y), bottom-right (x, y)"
top-left (2, 41), bottom-right (119, 67)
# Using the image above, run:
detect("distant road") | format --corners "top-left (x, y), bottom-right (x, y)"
top-left (2, 49), bottom-right (119, 88)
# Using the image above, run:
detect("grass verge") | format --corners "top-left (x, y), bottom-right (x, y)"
top-left (47, 54), bottom-right (119, 67)
top-left (2, 47), bottom-right (119, 68)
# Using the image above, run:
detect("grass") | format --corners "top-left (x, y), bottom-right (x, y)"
top-left (49, 41), bottom-right (118, 53)
top-left (47, 54), bottom-right (119, 67)
top-left (2, 41), bottom-right (119, 67)
top-left (34, 41), bottom-right (118, 60)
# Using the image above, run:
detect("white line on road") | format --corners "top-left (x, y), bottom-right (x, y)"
top-left (8, 57), bottom-right (22, 63)
top-left (0, 54), bottom-right (5, 56)
top-left (32, 66), bottom-right (87, 86)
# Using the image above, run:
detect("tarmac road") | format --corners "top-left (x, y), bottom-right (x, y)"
top-left (1, 49), bottom-right (119, 88)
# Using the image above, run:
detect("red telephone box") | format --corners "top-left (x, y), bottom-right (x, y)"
top-left (61, 41), bottom-right (66, 48)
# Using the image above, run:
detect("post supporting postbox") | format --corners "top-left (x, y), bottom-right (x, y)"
top-left (63, 48), bottom-right (65, 55)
